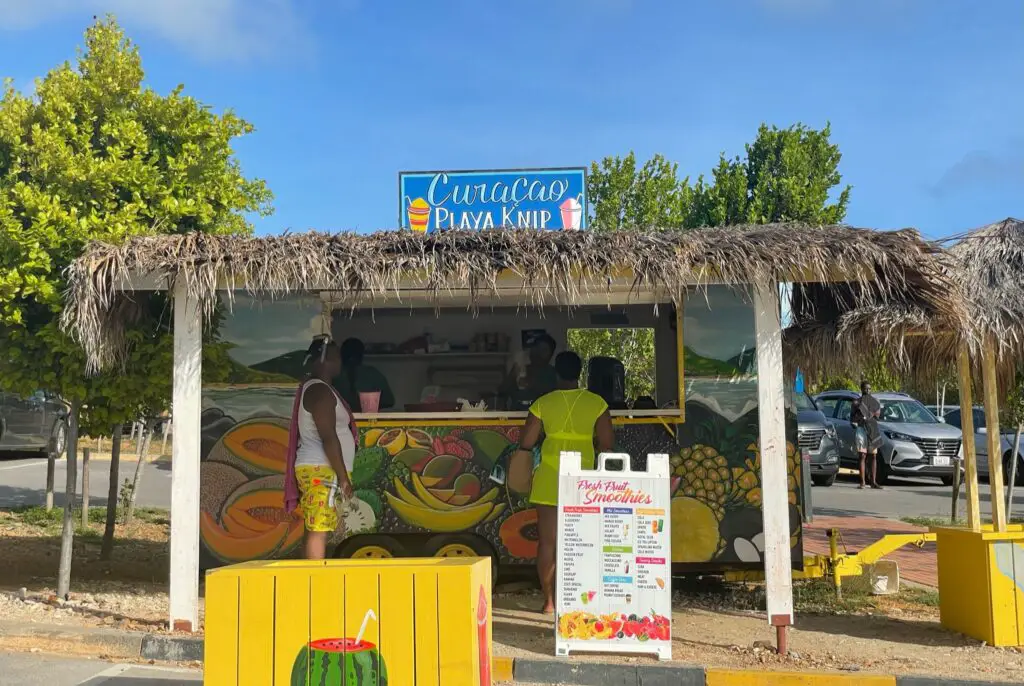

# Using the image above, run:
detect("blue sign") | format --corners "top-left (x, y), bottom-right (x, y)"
top-left (399, 167), bottom-right (587, 232)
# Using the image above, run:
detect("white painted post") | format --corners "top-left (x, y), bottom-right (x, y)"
top-left (753, 284), bottom-right (794, 651)
top-left (169, 280), bottom-right (202, 632)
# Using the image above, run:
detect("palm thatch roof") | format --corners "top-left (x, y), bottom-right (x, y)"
top-left (62, 224), bottom-right (965, 373)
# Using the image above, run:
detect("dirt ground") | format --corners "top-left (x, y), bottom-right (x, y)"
top-left (2, 507), bottom-right (1023, 682)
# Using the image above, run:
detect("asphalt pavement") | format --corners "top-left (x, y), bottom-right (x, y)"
top-left (0, 651), bottom-right (200, 684)
top-left (0, 454), bottom-right (172, 510)
top-left (2, 452), bottom-right (1022, 523)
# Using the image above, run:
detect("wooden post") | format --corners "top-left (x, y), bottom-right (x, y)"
top-left (754, 284), bottom-right (794, 649)
top-left (957, 341), bottom-right (981, 531)
top-left (161, 418), bottom-right (171, 455)
top-left (56, 403), bottom-right (80, 599)
top-left (81, 448), bottom-right (90, 527)
top-left (169, 280), bottom-right (202, 632)
top-left (45, 452), bottom-right (56, 511)
top-left (1007, 424), bottom-right (1021, 519)
top-left (982, 339), bottom-right (1008, 532)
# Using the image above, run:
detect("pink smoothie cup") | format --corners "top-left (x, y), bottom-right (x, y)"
top-left (359, 391), bottom-right (381, 413)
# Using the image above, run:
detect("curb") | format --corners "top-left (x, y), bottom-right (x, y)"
top-left (1, 623), bottom-right (1020, 685)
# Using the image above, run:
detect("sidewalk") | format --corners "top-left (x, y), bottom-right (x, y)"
top-left (803, 515), bottom-right (937, 587)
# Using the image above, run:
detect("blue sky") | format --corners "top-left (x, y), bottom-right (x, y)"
top-left (0, 0), bottom-right (1020, 239)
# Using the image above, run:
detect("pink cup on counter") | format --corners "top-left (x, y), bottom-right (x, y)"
top-left (359, 391), bottom-right (381, 413)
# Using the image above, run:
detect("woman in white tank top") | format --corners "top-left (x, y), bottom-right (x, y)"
top-left (292, 337), bottom-right (357, 559)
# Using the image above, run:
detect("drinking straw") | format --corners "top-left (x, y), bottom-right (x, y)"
top-left (356, 609), bottom-right (377, 645)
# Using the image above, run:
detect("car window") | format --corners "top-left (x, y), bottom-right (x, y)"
top-left (836, 400), bottom-right (852, 421)
top-left (973, 409), bottom-right (986, 428)
top-left (879, 399), bottom-right (937, 423)
top-left (817, 398), bottom-right (839, 417)
top-left (794, 393), bottom-right (817, 412)
top-left (946, 410), bottom-right (962, 429)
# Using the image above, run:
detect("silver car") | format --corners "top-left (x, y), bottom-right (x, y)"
top-left (795, 392), bottom-right (841, 486)
top-left (814, 390), bottom-right (963, 485)
top-left (943, 405), bottom-right (1024, 486)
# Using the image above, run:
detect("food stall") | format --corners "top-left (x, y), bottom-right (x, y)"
top-left (63, 225), bottom-right (958, 633)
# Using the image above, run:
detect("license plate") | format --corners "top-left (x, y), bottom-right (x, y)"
top-left (934, 455), bottom-right (951, 467)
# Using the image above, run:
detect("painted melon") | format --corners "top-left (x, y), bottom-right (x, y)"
top-left (290, 638), bottom-right (388, 686)
top-left (199, 462), bottom-right (248, 516)
top-left (207, 418), bottom-right (290, 475)
top-left (200, 511), bottom-right (291, 563)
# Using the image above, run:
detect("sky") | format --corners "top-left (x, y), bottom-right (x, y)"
top-left (0, 0), bottom-right (1020, 240)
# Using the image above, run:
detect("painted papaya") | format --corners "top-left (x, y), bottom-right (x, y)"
top-left (499, 508), bottom-right (540, 560)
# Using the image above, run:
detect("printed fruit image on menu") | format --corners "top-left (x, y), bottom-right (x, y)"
top-left (555, 452), bottom-right (672, 661)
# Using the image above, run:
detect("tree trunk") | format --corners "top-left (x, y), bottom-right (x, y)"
top-left (125, 419), bottom-right (154, 525)
top-left (161, 419), bottom-right (171, 455)
top-left (81, 448), bottom-right (90, 527)
top-left (56, 402), bottom-right (80, 599)
top-left (45, 452), bottom-right (56, 511)
top-left (1007, 423), bottom-right (1022, 520)
top-left (100, 425), bottom-right (123, 561)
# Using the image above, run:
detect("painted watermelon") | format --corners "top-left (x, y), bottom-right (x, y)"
top-left (290, 638), bottom-right (388, 686)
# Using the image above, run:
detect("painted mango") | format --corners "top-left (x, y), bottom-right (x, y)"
top-left (207, 418), bottom-right (290, 475)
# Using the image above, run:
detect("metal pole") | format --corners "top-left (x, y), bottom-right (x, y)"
top-left (801, 451), bottom-right (813, 523)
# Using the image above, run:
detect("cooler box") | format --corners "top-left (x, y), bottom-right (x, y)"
top-left (205, 558), bottom-right (493, 685)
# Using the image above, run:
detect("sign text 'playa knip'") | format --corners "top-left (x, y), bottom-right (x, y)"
top-left (399, 168), bottom-right (587, 232)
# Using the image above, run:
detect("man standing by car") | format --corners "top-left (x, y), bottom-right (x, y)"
top-left (852, 381), bottom-right (883, 489)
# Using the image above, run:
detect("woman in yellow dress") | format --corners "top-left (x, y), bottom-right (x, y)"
top-left (517, 351), bottom-right (615, 614)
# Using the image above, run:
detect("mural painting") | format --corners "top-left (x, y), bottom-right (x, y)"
top-left (199, 288), bottom-right (801, 571)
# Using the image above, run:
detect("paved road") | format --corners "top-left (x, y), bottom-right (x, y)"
top-left (0, 651), bottom-right (200, 684)
top-left (0, 455), bottom-right (172, 510)
top-left (3, 453), bottom-right (1021, 524)
top-left (809, 470), bottom-right (1024, 521)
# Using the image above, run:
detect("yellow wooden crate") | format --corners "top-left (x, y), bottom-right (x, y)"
top-left (205, 558), bottom-right (492, 685)
top-left (934, 525), bottom-right (1024, 646)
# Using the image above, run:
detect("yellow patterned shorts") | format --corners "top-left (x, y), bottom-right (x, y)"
top-left (295, 465), bottom-right (339, 533)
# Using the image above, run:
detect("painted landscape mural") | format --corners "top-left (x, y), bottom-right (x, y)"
top-left (198, 289), bottom-right (802, 571)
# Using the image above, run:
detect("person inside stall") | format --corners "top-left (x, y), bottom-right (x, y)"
top-left (499, 333), bottom-right (558, 411)
top-left (515, 351), bottom-right (615, 614)
top-left (333, 338), bottom-right (395, 413)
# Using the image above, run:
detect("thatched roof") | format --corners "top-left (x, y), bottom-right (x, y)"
top-left (62, 224), bottom-right (964, 373)
top-left (947, 218), bottom-right (1024, 353)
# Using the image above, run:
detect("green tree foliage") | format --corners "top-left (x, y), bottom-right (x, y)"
top-left (567, 328), bottom-right (656, 402)
top-left (0, 16), bottom-right (271, 433)
top-left (587, 123), bottom-right (851, 230)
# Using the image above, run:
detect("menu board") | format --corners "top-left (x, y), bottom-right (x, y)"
top-left (555, 452), bottom-right (672, 661)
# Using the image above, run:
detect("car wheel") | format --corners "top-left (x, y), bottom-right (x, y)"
top-left (1002, 452), bottom-right (1024, 487)
top-left (46, 420), bottom-right (67, 460)
top-left (812, 473), bottom-right (836, 487)
top-left (875, 457), bottom-right (891, 486)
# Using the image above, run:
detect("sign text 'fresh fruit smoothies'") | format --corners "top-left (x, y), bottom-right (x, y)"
top-left (399, 168), bottom-right (587, 232)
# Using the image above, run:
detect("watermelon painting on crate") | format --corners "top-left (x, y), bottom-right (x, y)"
top-left (291, 610), bottom-right (388, 685)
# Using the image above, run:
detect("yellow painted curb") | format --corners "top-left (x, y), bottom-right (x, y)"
top-left (706, 668), bottom-right (896, 686)
top-left (493, 656), bottom-right (513, 682)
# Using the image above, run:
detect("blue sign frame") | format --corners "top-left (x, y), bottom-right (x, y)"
top-left (398, 167), bottom-right (588, 233)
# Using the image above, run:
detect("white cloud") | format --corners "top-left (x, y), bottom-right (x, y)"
top-left (0, 0), bottom-right (309, 63)
top-left (932, 142), bottom-right (1024, 196)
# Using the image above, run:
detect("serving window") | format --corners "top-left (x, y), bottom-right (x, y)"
top-left (328, 301), bottom-right (684, 423)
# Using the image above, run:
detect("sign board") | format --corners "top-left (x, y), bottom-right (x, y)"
top-left (399, 168), bottom-right (587, 232)
top-left (555, 452), bottom-right (672, 661)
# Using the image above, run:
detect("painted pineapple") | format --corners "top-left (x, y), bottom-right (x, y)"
top-left (674, 445), bottom-right (732, 522)
top-left (732, 442), bottom-right (800, 508)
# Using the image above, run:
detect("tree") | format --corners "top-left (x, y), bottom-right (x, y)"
top-left (0, 17), bottom-right (271, 596)
top-left (567, 328), bottom-right (656, 402)
top-left (587, 123), bottom-right (851, 230)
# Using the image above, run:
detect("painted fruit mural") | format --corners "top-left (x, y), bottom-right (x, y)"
top-left (291, 638), bottom-right (387, 686)
top-left (199, 390), bottom-right (801, 570)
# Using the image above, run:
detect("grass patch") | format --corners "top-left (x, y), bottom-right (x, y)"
top-left (674, 574), bottom-right (939, 617)
top-left (4, 505), bottom-right (169, 530)
top-left (902, 515), bottom-right (1024, 528)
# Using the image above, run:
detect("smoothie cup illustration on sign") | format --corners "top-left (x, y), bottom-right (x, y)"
top-left (477, 586), bottom-right (491, 686)
top-left (291, 610), bottom-right (387, 685)
top-left (559, 195), bottom-right (583, 230)
top-left (407, 196), bottom-right (431, 233)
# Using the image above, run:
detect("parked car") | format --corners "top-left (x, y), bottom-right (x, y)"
top-left (943, 405), bottom-right (1024, 486)
top-left (814, 390), bottom-right (962, 485)
top-left (795, 391), bottom-right (841, 486)
top-left (0, 390), bottom-right (68, 458)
